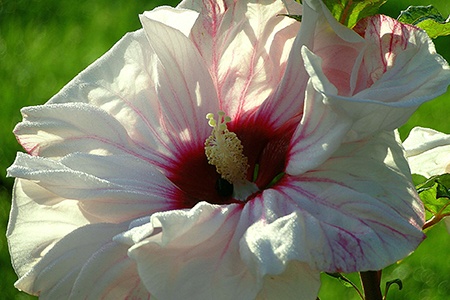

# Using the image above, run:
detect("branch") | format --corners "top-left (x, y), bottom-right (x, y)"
top-left (360, 271), bottom-right (382, 300)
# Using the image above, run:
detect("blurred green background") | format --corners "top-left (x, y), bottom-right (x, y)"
top-left (0, 0), bottom-right (449, 299)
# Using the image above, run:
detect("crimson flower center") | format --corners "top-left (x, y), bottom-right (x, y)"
top-left (167, 114), bottom-right (297, 209)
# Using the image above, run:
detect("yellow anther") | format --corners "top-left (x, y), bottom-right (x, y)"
top-left (205, 112), bottom-right (248, 184)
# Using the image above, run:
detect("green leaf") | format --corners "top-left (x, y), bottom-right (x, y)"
top-left (412, 173), bottom-right (427, 186)
top-left (398, 5), bottom-right (450, 39)
top-left (324, 273), bottom-right (364, 299)
top-left (325, 272), bottom-right (354, 288)
top-left (416, 173), bottom-right (450, 193)
top-left (416, 174), bottom-right (450, 221)
top-left (424, 190), bottom-right (450, 216)
top-left (419, 185), bottom-right (439, 220)
top-left (323, 0), bottom-right (386, 28)
top-left (435, 173), bottom-right (450, 189)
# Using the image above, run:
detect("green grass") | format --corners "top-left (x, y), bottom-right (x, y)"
top-left (0, 0), bottom-right (449, 299)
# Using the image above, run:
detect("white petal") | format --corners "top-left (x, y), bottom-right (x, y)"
top-left (404, 126), bottom-right (450, 177)
top-left (256, 1), bottom-right (310, 128)
top-left (69, 236), bottom-right (150, 300)
top-left (8, 152), bottom-right (183, 223)
top-left (126, 200), bottom-right (323, 300)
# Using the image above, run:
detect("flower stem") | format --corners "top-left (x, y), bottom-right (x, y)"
top-left (423, 212), bottom-right (450, 230)
top-left (360, 271), bottom-right (382, 300)
top-left (423, 216), bottom-right (439, 230)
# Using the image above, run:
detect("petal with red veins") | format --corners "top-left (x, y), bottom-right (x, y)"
top-left (139, 13), bottom-right (219, 154)
top-left (32, 24), bottom-right (217, 163)
top-left (256, 0), bottom-right (320, 128)
top-left (8, 152), bottom-right (184, 223)
top-left (179, 0), bottom-right (301, 121)
top-left (243, 131), bottom-right (424, 273)
top-left (286, 82), bottom-right (352, 175)
top-left (43, 30), bottom-right (176, 161)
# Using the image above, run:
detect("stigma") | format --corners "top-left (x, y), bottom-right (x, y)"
top-left (205, 111), bottom-right (248, 184)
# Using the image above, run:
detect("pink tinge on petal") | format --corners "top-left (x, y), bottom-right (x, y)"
top-left (309, 13), bottom-right (364, 96)
top-left (300, 0), bottom-right (450, 140)
top-left (355, 15), bottom-right (409, 71)
top-left (351, 13), bottom-right (450, 101)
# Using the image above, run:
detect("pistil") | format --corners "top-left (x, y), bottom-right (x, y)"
top-left (204, 111), bottom-right (249, 184)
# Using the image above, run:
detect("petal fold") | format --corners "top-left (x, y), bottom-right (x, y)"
top-left (126, 201), bottom-right (321, 300)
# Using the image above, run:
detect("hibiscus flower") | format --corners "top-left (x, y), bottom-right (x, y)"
top-left (7, 0), bottom-right (450, 299)
top-left (404, 127), bottom-right (450, 178)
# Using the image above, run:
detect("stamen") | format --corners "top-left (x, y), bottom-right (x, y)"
top-left (205, 112), bottom-right (248, 184)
